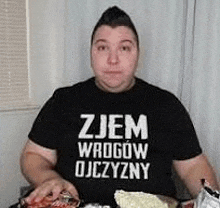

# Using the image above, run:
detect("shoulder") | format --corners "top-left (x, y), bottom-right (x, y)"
top-left (52, 77), bottom-right (95, 99)
top-left (136, 78), bottom-right (181, 105)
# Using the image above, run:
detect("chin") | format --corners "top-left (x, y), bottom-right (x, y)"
top-left (106, 82), bottom-right (131, 93)
top-left (96, 77), bottom-right (131, 92)
top-left (105, 80), bottom-right (124, 89)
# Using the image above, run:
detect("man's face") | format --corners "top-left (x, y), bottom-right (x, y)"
top-left (91, 25), bottom-right (139, 93)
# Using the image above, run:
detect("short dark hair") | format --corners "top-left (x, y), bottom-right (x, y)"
top-left (91, 6), bottom-right (139, 49)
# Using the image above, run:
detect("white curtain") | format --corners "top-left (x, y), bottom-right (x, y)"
top-left (188, 1), bottom-right (220, 172)
top-left (29, 0), bottom-right (220, 191)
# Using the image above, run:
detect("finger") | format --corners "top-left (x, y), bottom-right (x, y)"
top-left (51, 185), bottom-right (63, 201)
top-left (65, 183), bottom-right (79, 200)
top-left (34, 186), bottom-right (54, 202)
top-left (25, 189), bottom-right (41, 204)
top-left (25, 185), bottom-right (52, 203)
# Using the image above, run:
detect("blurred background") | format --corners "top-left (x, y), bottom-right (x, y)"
top-left (1, 0), bottom-right (220, 207)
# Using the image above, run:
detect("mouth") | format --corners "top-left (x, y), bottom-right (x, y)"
top-left (104, 71), bottom-right (122, 74)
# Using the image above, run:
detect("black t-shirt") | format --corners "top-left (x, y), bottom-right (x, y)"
top-left (28, 77), bottom-right (202, 206)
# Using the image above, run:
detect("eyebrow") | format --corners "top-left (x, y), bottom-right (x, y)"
top-left (121, 39), bottom-right (135, 45)
top-left (94, 39), bottom-right (107, 44)
top-left (94, 39), bottom-right (135, 45)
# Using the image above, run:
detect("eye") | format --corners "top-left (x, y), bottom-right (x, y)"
top-left (97, 45), bottom-right (108, 51)
top-left (120, 46), bottom-right (131, 52)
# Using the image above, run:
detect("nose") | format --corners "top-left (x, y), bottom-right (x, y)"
top-left (107, 49), bottom-right (119, 65)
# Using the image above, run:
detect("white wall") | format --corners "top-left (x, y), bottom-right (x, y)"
top-left (0, 1), bottom-right (66, 206)
top-left (28, 0), bottom-right (66, 104)
top-left (0, 110), bottom-right (39, 206)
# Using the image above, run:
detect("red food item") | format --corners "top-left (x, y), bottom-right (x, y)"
top-left (21, 192), bottom-right (78, 208)
top-left (22, 197), bottom-right (52, 208)
top-left (181, 200), bottom-right (195, 208)
top-left (183, 203), bottom-right (194, 208)
top-left (24, 199), bottom-right (74, 208)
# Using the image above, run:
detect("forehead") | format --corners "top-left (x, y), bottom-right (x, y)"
top-left (92, 25), bottom-right (137, 44)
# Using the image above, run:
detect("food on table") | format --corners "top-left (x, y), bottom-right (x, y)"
top-left (180, 200), bottom-right (195, 208)
top-left (20, 191), bottom-right (80, 208)
top-left (114, 190), bottom-right (178, 208)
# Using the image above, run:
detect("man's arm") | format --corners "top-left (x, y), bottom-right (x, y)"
top-left (20, 139), bottom-right (79, 204)
top-left (173, 153), bottom-right (220, 198)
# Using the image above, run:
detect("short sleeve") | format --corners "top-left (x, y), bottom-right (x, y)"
top-left (28, 89), bottom-right (64, 149)
top-left (168, 96), bottom-right (203, 160)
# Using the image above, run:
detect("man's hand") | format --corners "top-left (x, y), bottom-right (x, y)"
top-left (24, 177), bottom-right (79, 204)
top-left (173, 153), bottom-right (220, 198)
top-left (20, 140), bottom-right (80, 205)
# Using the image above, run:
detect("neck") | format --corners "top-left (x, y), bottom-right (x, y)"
top-left (95, 77), bottom-right (136, 93)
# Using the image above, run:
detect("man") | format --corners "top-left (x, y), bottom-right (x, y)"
top-left (20, 6), bottom-right (219, 207)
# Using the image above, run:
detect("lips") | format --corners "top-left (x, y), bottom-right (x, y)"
top-left (104, 70), bottom-right (122, 74)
